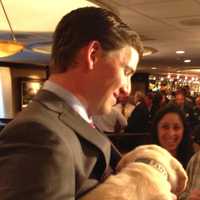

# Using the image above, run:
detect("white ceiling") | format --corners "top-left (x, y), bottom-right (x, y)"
top-left (0, 0), bottom-right (97, 32)
top-left (0, 0), bottom-right (200, 75)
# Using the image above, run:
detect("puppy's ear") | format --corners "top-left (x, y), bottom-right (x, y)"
top-left (170, 157), bottom-right (188, 194)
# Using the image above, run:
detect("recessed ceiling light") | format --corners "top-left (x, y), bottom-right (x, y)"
top-left (29, 42), bottom-right (51, 54)
top-left (176, 50), bottom-right (185, 54)
top-left (143, 46), bottom-right (157, 56)
top-left (152, 67), bottom-right (157, 69)
top-left (184, 59), bottom-right (191, 63)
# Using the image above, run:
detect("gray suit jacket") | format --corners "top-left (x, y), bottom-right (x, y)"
top-left (0, 90), bottom-right (121, 200)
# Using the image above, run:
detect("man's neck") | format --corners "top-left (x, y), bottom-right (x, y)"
top-left (49, 77), bottom-right (90, 122)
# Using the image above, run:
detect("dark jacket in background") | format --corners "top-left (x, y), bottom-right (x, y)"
top-left (125, 101), bottom-right (149, 133)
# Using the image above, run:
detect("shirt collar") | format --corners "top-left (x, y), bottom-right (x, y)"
top-left (43, 80), bottom-right (92, 123)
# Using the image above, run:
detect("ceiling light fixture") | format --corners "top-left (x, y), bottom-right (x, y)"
top-left (30, 43), bottom-right (158, 57)
top-left (176, 50), bottom-right (185, 54)
top-left (143, 46), bottom-right (157, 56)
top-left (184, 59), bottom-right (191, 63)
top-left (0, 0), bottom-right (24, 57)
top-left (29, 42), bottom-right (52, 54)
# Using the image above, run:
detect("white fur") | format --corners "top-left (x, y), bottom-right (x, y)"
top-left (117, 145), bottom-right (188, 194)
top-left (80, 144), bottom-right (188, 200)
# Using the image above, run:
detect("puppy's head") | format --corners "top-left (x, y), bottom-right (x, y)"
top-left (116, 145), bottom-right (188, 194)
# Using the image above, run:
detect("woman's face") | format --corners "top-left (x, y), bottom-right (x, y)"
top-left (157, 112), bottom-right (184, 153)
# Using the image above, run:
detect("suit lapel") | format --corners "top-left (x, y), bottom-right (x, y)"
top-left (34, 89), bottom-right (111, 167)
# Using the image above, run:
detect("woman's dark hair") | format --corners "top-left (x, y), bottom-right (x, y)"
top-left (151, 104), bottom-right (194, 168)
top-left (50, 7), bottom-right (143, 73)
top-left (192, 124), bottom-right (200, 145)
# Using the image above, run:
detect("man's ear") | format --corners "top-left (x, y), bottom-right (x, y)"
top-left (87, 41), bottom-right (101, 70)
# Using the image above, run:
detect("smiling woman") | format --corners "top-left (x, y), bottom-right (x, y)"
top-left (151, 104), bottom-right (194, 169)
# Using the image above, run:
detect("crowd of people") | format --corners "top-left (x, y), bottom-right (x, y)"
top-left (96, 87), bottom-right (200, 138)
top-left (0, 5), bottom-right (200, 200)
top-left (94, 86), bottom-right (200, 199)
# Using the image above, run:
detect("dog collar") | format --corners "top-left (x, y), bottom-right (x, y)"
top-left (135, 158), bottom-right (168, 180)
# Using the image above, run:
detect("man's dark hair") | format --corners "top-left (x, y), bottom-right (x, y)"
top-left (50, 6), bottom-right (143, 73)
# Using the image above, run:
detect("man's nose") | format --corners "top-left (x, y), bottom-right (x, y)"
top-left (118, 86), bottom-right (130, 104)
top-left (121, 79), bottom-right (131, 96)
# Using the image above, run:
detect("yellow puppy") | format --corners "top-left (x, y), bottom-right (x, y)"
top-left (117, 144), bottom-right (187, 195)
top-left (81, 145), bottom-right (188, 200)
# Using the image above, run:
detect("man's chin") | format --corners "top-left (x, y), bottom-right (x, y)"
top-left (99, 106), bottom-right (112, 116)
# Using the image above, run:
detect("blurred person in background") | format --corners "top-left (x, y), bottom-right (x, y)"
top-left (193, 96), bottom-right (200, 128)
top-left (150, 91), bottom-right (169, 123)
top-left (191, 124), bottom-right (200, 153)
top-left (182, 85), bottom-right (194, 104)
top-left (179, 150), bottom-right (200, 200)
top-left (145, 91), bottom-right (154, 128)
top-left (172, 89), bottom-right (195, 133)
top-left (125, 90), bottom-right (149, 133)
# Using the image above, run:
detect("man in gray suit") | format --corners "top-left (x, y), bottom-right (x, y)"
top-left (0, 6), bottom-right (183, 200)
